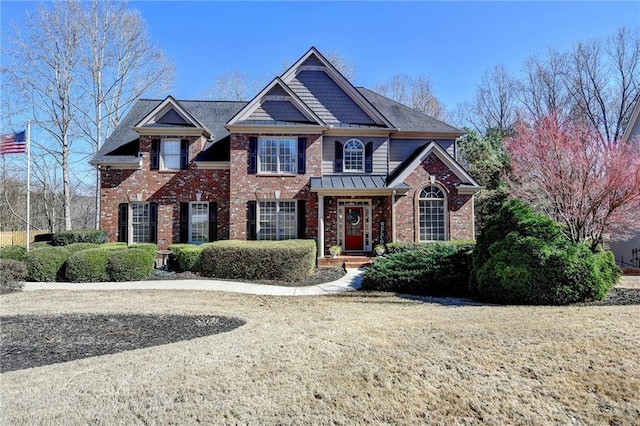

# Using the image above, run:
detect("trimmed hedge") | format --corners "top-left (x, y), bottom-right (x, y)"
top-left (65, 248), bottom-right (110, 282)
top-left (106, 248), bottom-right (155, 282)
top-left (52, 229), bottom-right (107, 246)
top-left (65, 243), bottom-right (100, 253)
top-left (385, 240), bottom-right (475, 254)
top-left (168, 243), bottom-right (211, 272)
top-left (362, 242), bottom-right (474, 296)
top-left (101, 242), bottom-right (158, 257)
top-left (471, 199), bottom-right (620, 305)
top-left (201, 240), bottom-right (316, 281)
top-left (0, 259), bottom-right (27, 293)
top-left (25, 246), bottom-right (71, 282)
top-left (0, 245), bottom-right (27, 261)
top-left (30, 241), bottom-right (53, 249)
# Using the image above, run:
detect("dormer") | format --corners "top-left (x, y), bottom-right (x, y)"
top-left (132, 95), bottom-right (213, 140)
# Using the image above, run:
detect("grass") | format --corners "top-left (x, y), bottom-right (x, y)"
top-left (1, 285), bottom-right (639, 424)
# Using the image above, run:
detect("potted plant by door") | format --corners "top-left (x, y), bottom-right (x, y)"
top-left (329, 245), bottom-right (342, 258)
top-left (374, 244), bottom-right (386, 256)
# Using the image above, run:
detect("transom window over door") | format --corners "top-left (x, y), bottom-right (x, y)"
top-left (418, 185), bottom-right (446, 241)
top-left (259, 137), bottom-right (297, 174)
top-left (343, 139), bottom-right (364, 172)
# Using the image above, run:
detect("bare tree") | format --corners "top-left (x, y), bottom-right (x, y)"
top-left (74, 0), bottom-right (174, 228)
top-left (563, 27), bottom-right (640, 143)
top-left (204, 70), bottom-right (259, 101)
top-left (374, 74), bottom-right (447, 120)
top-left (3, 1), bottom-right (82, 231)
top-left (323, 50), bottom-right (356, 81)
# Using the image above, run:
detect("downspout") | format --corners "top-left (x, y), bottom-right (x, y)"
top-left (318, 195), bottom-right (325, 259)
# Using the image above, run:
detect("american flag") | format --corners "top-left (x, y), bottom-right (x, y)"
top-left (0, 131), bottom-right (26, 155)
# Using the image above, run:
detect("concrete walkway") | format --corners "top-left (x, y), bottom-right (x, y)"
top-left (22, 268), bottom-right (365, 296)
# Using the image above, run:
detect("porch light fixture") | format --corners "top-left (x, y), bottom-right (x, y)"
top-left (327, 197), bottom-right (334, 206)
top-left (377, 197), bottom-right (384, 207)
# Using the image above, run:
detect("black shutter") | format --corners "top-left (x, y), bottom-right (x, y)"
top-left (118, 203), bottom-right (128, 243)
top-left (297, 200), bottom-right (306, 238)
top-left (365, 142), bottom-right (373, 173)
top-left (179, 202), bottom-right (189, 243)
top-left (248, 136), bottom-right (258, 174)
top-left (247, 201), bottom-right (257, 240)
top-left (151, 139), bottom-right (160, 170)
top-left (180, 139), bottom-right (189, 170)
top-left (334, 141), bottom-right (343, 172)
top-left (149, 202), bottom-right (158, 244)
top-left (208, 201), bottom-right (218, 242)
top-left (297, 137), bottom-right (306, 174)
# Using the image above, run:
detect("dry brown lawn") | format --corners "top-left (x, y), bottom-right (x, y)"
top-left (1, 286), bottom-right (639, 425)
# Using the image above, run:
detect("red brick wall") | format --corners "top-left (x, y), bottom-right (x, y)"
top-left (395, 153), bottom-right (474, 242)
top-left (228, 134), bottom-right (322, 240)
top-left (100, 135), bottom-right (230, 249)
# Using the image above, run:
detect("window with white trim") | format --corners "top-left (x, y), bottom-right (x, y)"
top-left (344, 139), bottom-right (364, 172)
top-left (418, 186), bottom-right (446, 241)
top-left (131, 202), bottom-right (150, 243)
top-left (161, 140), bottom-right (180, 170)
top-left (258, 200), bottom-right (297, 240)
top-left (258, 137), bottom-right (297, 174)
top-left (190, 202), bottom-right (209, 244)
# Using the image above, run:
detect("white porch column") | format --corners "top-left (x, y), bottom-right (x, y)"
top-left (318, 195), bottom-right (325, 258)
top-left (391, 190), bottom-right (396, 242)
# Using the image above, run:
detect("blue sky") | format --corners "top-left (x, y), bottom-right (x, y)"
top-left (2, 1), bottom-right (639, 111)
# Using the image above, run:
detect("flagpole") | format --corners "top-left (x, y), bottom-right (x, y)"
top-left (26, 120), bottom-right (31, 252)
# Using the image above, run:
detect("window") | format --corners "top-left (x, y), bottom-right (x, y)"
top-left (190, 202), bottom-right (209, 243)
top-left (343, 139), bottom-right (364, 172)
top-left (131, 202), bottom-right (150, 243)
top-left (418, 186), bottom-right (446, 241)
top-left (258, 200), bottom-right (297, 240)
top-left (258, 137), bottom-right (297, 174)
top-left (161, 140), bottom-right (180, 170)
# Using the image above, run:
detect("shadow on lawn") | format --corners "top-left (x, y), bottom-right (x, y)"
top-left (0, 314), bottom-right (245, 373)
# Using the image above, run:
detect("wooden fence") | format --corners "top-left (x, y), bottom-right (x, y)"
top-left (0, 231), bottom-right (50, 248)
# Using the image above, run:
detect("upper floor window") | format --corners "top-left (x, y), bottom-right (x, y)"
top-left (161, 140), bottom-right (181, 170)
top-left (259, 137), bottom-right (297, 174)
top-left (343, 139), bottom-right (364, 172)
top-left (418, 185), bottom-right (446, 241)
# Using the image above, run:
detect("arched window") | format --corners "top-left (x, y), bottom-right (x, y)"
top-left (343, 139), bottom-right (364, 172)
top-left (418, 185), bottom-right (446, 241)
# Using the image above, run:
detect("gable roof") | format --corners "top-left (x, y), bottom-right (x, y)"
top-left (357, 88), bottom-right (463, 136)
top-left (93, 99), bottom-right (246, 162)
top-left (133, 96), bottom-right (213, 136)
top-left (622, 100), bottom-right (640, 146)
top-left (227, 77), bottom-right (325, 127)
top-left (280, 47), bottom-right (395, 129)
top-left (386, 141), bottom-right (481, 191)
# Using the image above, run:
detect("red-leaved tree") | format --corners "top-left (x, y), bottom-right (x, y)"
top-left (506, 114), bottom-right (640, 251)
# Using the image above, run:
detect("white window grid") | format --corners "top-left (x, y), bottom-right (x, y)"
top-left (418, 186), bottom-right (446, 241)
top-left (258, 137), bottom-right (297, 174)
top-left (131, 202), bottom-right (150, 243)
top-left (190, 202), bottom-right (209, 244)
top-left (258, 200), bottom-right (297, 241)
top-left (161, 140), bottom-right (180, 170)
top-left (343, 139), bottom-right (364, 172)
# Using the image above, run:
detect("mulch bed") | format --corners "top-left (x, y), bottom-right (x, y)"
top-left (0, 314), bottom-right (245, 373)
top-left (583, 287), bottom-right (640, 306)
top-left (145, 266), bottom-right (347, 287)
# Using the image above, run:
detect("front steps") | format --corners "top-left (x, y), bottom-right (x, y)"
top-left (319, 254), bottom-right (376, 269)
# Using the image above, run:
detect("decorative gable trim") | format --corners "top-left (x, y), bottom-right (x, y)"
top-left (387, 141), bottom-right (482, 190)
top-left (226, 77), bottom-right (326, 127)
top-left (622, 100), bottom-right (640, 145)
top-left (132, 95), bottom-right (213, 138)
top-left (280, 47), bottom-right (396, 130)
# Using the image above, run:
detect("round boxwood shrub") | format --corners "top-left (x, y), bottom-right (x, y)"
top-left (471, 199), bottom-right (620, 305)
top-left (0, 259), bottom-right (27, 293)
top-left (106, 248), bottom-right (154, 282)
top-left (0, 245), bottom-right (27, 261)
top-left (168, 243), bottom-right (209, 272)
top-left (65, 248), bottom-right (110, 282)
top-left (65, 242), bottom-right (100, 253)
top-left (25, 246), bottom-right (71, 282)
top-left (362, 242), bottom-right (474, 296)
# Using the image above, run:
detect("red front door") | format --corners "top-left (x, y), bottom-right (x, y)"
top-left (344, 207), bottom-right (364, 251)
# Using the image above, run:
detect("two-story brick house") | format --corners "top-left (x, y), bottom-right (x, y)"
top-left (91, 47), bottom-right (481, 258)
